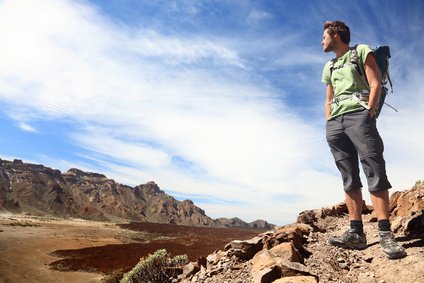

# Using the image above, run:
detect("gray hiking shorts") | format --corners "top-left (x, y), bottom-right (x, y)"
top-left (326, 109), bottom-right (392, 192)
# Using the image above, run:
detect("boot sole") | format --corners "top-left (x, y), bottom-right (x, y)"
top-left (384, 250), bottom-right (407, 259)
top-left (327, 240), bottom-right (367, 250)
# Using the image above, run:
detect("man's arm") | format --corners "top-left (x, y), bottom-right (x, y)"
top-left (325, 83), bottom-right (334, 120)
top-left (364, 53), bottom-right (382, 117)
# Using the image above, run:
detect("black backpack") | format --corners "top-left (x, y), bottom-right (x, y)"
top-left (353, 45), bottom-right (397, 118)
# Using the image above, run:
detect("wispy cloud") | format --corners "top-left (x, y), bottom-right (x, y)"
top-left (17, 122), bottom-right (38, 133)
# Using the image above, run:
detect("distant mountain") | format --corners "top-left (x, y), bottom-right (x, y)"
top-left (0, 159), bottom-right (274, 229)
top-left (216, 217), bottom-right (275, 230)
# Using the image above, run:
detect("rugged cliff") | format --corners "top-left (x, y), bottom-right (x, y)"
top-left (0, 159), bottom-right (273, 229)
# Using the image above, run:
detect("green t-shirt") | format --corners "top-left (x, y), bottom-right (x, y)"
top-left (322, 44), bottom-right (373, 119)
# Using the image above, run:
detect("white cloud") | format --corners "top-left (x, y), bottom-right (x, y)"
top-left (128, 30), bottom-right (246, 68)
top-left (17, 122), bottom-right (38, 133)
top-left (246, 9), bottom-right (272, 24)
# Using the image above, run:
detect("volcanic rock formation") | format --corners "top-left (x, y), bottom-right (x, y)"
top-left (0, 159), bottom-right (273, 228)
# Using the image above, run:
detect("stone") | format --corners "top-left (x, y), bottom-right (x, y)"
top-left (251, 243), bottom-right (312, 283)
top-left (269, 242), bottom-right (302, 263)
top-left (389, 184), bottom-right (424, 217)
top-left (181, 262), bottom-right (200, 278)
top-left (272, 276), bottom-right (318, 283)
top-left (389, 183), bottom-right (424, 236)
top-left (228, 236), bottom-right (264, 260)
top-left (253, 266), bottom-right (281, 283)
top-left (206, 250), bottom-right (226, 266)
top-left (280, 261), bottom-right (314, 277)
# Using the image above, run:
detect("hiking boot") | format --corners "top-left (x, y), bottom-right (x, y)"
top-left (328, 229), bottom-right (367, 249)
top-left (379, 231), bottom-right (407, 259)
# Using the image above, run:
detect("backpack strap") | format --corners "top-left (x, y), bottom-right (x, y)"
top-left (350, 46), bottom-right (370, 90)
top-left (328, 45), bottom-right (368, 88)
top-left (329, 59), bottom-right (336, 82)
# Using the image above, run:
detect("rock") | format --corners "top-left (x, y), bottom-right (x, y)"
top-left (206, 250), bottom-right (226, 266)
top-left (197, 256), bottom-right (207, 268)
top-left (251, 249), bottom-right (278, 271)
top-left (297, 210), bottom-right (318, 225)
top-left (272, 276), bottom-right (318, 283)
top-left (269, 242), bottom-right (302, 263)
top-left (404, 210), bottom-right (424, 236)
top-left (389, 183), bottom-right (424, 236)
top-left (264, 224), bottom-right (312, 250)
top-left (181, 262), bottom-right (200, 279)
top-left (253, 265), bottom-right (281, 283)
top-left (280, 261), bottom-right (314, 277)
top-left (228, 236), bottom-right (263, 260)
top-left (389, 183), bottom-right (424, 217)
top-left (251, 243), bottom-right (311, 283)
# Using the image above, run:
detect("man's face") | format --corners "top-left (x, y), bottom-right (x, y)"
top-left (322, 29), bottom-right (335, 53)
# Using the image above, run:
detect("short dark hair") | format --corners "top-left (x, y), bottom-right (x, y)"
top-left (324, 21), bottom-right (350, 45)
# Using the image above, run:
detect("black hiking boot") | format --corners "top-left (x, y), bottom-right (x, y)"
top-left (379, 231), bottom-right (407, 259)
top-left (328, 229), bottom-right (367, 249)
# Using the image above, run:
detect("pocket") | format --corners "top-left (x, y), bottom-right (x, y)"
top-left (358, 109), bottom-right (370, 120)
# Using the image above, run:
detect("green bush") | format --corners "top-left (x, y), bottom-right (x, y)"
top-left (120, 249), bottom-right (188, 283)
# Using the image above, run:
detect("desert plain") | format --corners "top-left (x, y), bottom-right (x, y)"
top-left (0, 213), bottom-right (264, 283)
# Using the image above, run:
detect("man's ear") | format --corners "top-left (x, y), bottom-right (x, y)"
top-left (331, 32), bottom-right (340, 43)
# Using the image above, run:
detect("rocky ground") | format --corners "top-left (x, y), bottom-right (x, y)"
top-left (180, 182), bottom-right (424, 283)
top-left (1, 181), bottom-right (422, 283)
top-left (303, 213), bottom-right (424, 283)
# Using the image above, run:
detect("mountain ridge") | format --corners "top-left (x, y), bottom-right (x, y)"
top-left (0, 158), bottom-right (274, 229)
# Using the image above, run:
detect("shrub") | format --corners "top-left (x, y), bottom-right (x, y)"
top-left (120, 249), bottom-right (188, 283)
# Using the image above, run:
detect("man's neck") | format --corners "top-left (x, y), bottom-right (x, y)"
top-left (334, 43), bottom-right (350, 58)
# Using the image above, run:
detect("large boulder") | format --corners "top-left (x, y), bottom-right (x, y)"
top-left (390, 181), bottom-right (424, 236)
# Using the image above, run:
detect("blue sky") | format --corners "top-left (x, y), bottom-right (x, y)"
top-left (1, 0), bottom-right (423, 225)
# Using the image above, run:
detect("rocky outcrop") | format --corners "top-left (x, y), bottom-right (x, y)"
top-left (180, 182), bottom-right (424, 283)
top-left (0, 159), bottom-right (273, 228)
top-left (179, 223), bottom-right (316, 282)
top-left (389, 180), bottom-right (424, 237)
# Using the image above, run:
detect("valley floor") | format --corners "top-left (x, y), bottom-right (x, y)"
top-left (0, 213), bottom-right (127, 282)
top-left (0, 213), bottom-right (264, 283)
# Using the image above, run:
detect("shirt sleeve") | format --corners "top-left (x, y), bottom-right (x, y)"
top-left (321, 61), bottom-right (332, 84)
top-left (356, 44), bottom-right (373, 66)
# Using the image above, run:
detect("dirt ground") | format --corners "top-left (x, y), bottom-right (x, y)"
top-left (0, 213), bottom-right (129, 283)
top-left (0, 213), bottom-right (264, 283)
top-left (304, 213), bottom-right (424, 283)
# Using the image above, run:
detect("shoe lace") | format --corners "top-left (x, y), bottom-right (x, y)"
top-left (380, 233), bottom-right (399, 249)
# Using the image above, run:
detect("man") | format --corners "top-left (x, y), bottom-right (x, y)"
top-left (321, 20), bottom-right (406, 259)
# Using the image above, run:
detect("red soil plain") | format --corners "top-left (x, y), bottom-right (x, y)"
top-left (0, 214), bottom-right (265, 283)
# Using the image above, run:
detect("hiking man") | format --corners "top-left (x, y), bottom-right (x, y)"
top-left (321, 20), bottom-right (406, 259)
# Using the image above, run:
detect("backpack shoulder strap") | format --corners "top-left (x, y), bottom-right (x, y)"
top-left (328, 58), bottom-right (336, 84)
top-left (351, 45), bottom-right (370, 90)
top-left (350, 46), bottom-right (358, 64)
